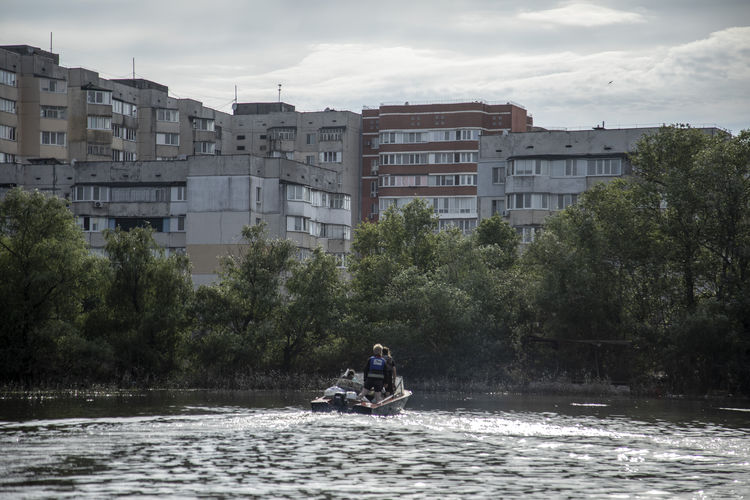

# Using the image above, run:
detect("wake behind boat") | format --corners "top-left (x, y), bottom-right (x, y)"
top-left (311, 370), bottom-right (412, 416)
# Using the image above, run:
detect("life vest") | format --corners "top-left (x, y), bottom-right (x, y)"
top-left (367, 356), bottom-right (386, 379)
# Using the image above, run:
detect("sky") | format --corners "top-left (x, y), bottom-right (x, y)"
top-left (2, 0), bottom-right (750, 133)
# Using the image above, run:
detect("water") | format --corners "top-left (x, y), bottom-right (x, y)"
top-left (1, 391), bottom-right (748, 498)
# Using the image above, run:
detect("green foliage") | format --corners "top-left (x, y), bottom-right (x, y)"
top-left (276, 248), bottom-right (346, 371)
top-left (86, 226), bottom-right (193, 382)
top-left (523, 126), bottom-right (750, 393)
top-left (1, 125), bottom-right (747, 395)
top-left (0, 188), bottom-right (94, 383)
top-left (188, 223), bottom-right (296, 378)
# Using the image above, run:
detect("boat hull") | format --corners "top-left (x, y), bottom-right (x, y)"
top-left (311, 390), bottom-right (412, 416)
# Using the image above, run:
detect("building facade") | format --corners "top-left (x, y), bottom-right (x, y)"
top-left (0, 45), bottom-right (231, 165)
top-left (0, 155), bottom-right (354, 286)
top-left (361, 101), bottom-right (532, 232)
top-left (477, 127), bottom-right (724, 243)
top-left (227, 102), bottom-right (362, 227)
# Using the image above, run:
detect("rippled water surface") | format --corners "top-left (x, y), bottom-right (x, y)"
top-left (1, 391), bottom-right (749, 498)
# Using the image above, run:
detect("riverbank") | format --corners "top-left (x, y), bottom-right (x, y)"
top-left (3, 372), bottom-right (743, 400)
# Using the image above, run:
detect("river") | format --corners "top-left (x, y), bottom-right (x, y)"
top-left (1, 390), bottom-right (748, 498)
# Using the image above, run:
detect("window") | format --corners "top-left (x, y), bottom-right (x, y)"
top-left (112, 100), bottom-right (137, 117)
top-left (78, 216), bottom-right (105, 232)
top-left (305, 155), bottom-right (315, 165)
top-left (320, 151), bottom-right (342, 163)
top-left (370, 181), bottom-right (378, 197)
top-left (306, 133), bottom-right (315, 145)
top-left (256, 186), bottom-right (262, 205)
top-left (430, 197), bottom-right (476, 215)
top-left (237, 146), bottom-right (246, 151)
top-left (330, 193), bottom-right (351, 210)
top-left (518, 226), bottom-right (540, 244)
top-left (286, 216), bottom-right (308, 232)
top-left (587, 158), bottom-right (622, 176)
top-left (0, 69), bottom-right (16, 87)
top-left (379, 153), bottom-right (428, 165)
top-left (0, 97), bottom-right (16, 114)
top-left (40, 131), bottom-right (65, 146)
top-left (193, 118), bottom-right (215, 131)
top-left (40, 106), bottom-right (66, 119)
top-left (175, 186), bottom-right (186, 201)
top-left (125, 128), bottom-right (136, 142)
top-left (88, 143), bottom-right (111, 156)
top-left (287, 185), bottom-right (310, 202)
top-left (237, 134), bottom-right (246, 140)
top-left (380, 175), bottom-right (427, 187)
top-left (438, 219), bottom-right (477, 233)
top-left (370, 159), bottom-right (379, 175)
top-left (195, 142), bottom-right (215, 154)
top-left (111, 187), bottom-right (167, 202)
top-left (554, 194), bottom-right (578, 210)
top-left (157, 109), bottom-right (179, 122)
top-left (112, 150), bottom-right (136, 161)
top-left (321, 224), bottom-right (351, 240)
top-left (510, 193), bottom-right (548, 209)
top-left (87, 90), bottom-right (111, 105)
top-left (156, 133), bottom-right (179, 146)
top-left (455, 129), bottom-right (480, 141)
top-left (177, 216), bottom-right (185, 232)
top-left (332, 253), bottom-right (347, 268)
top-left (492, 166), bottom-right (506, 184)
top-left (0, 125), bottom-right (16, 141)
top-left (380, 132), bottom-right (396, 144)
top-left (269, 127), bottom-right (295, 140)
top-left (87, 115), bottom-right (112, 130)
top-left (40, 79), bottom-right (66, 93)
top-left (491, 199), bottom-right (506, 215)
top-left (75, 185), bottom-right (107, 201)
top-left (0, 152), bottom-right (17, 163)
top-left (428, 174), bottom-right (476, 187)
top-left (512, 159), bottom-right (536, 175)
top-left (319, 127), bottom-right (344, 141)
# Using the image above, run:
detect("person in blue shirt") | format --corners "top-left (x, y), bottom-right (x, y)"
top-left (361, 343), bottom-right (386, 402)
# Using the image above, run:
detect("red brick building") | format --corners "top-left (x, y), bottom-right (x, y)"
top-left (361, 101), bottom-right (532, 231)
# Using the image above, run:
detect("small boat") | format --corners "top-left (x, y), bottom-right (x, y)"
top-left (311, 369), bottom-right (412, 416)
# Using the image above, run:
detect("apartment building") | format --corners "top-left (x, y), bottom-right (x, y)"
top-left (228, 102), bottom-right (362, 227)
top-left (477, 126), bottom-right (725, 243)
top-left (0, 45), bottom-right (230, 165)
top-left (0, 155), bottom-right (354, 286)
top-left (361, 101), bottom-right (533, 232)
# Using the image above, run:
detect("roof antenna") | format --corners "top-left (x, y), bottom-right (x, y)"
top-left (50, 32), bottom-right (52, 52)
top-left (278, 83), bottom-right (282, 103)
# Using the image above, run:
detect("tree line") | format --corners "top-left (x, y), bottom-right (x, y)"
top-left (1, 126), bottom-right (748, 395)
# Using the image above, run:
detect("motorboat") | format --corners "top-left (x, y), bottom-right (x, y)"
top-left (310, 369), bottom-right (412, 416)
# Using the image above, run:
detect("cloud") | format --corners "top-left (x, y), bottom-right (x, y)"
top-left (518, 3), bottom-right (646, 27)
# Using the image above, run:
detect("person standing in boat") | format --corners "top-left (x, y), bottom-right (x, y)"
top-left (382, 346), bottom-right (397, 396)
top-left (361, 343), bottom-right (386, 402)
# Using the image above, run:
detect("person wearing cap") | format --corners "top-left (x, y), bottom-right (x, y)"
top-left (361, 343), bottom-right (386, 402)
top-left (382, 346), bottom-right (397, 396)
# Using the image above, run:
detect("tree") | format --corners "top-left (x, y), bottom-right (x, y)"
top-left (276, 248), bottom-right (345, 372)
top-left (474, 214), bottom-right (520, 269)
top-left (630, 125), bottom-right (723, 310)
top-left (88, 226), bottom-right (193, 381)
top-left (190, 223), bottom-right (296, 377)
top-left (0, 188), bottom-right (94, 383)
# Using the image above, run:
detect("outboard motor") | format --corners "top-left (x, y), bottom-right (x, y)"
top-left (332, 392), bottom-right (347, 409)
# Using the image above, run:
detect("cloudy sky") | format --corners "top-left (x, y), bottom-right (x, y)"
top-left (3, 0), bottom-right (749, 133)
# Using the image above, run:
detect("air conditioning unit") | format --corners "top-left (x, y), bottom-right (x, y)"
top-left (501, 210), bottom-right (508, 217)
top-left (94, 201), bottom-right (102, 208)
